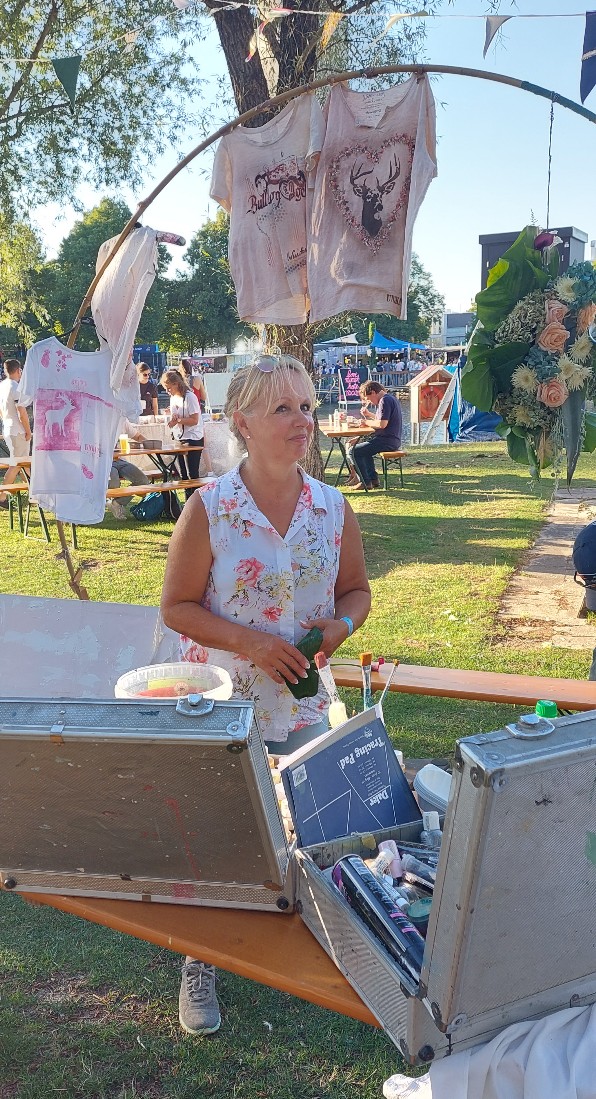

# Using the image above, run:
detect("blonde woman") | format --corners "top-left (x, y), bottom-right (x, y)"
top-left (161, 353), bottom-right (371, 1036)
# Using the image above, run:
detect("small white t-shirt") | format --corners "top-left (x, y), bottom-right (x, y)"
top-left (169, 390), bottom-right (203, 442)
top-left (19, 337), bottom-right (120, 524)
top-left (0, 376), bottom-right (25, 436)
top-left (308, 76), bottom-right (437, 321)
top-left (210, 92), bottom-right (325, 324)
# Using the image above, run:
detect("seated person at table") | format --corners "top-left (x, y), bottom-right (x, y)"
top-left (161, 369), bottom-right (204, 497)
top-left (161, 353), bottom-right (371, 1037)
top-left (0, 359), bottom-right (31, 509)
top-left (351, 381), bottom-right (402, 490)
top-left (108, 421), bottom-right (149, 520)
top-left (136, 362), bottom-right (159, 417)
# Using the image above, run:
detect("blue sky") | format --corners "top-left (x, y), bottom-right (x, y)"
top-left (37, 2), bottom-right (596, 312)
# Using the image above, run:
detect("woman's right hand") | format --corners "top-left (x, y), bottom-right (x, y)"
top-left (248, 632), bottom-right (310, 685)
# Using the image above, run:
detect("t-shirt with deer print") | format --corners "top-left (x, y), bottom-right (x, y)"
top-left (209, 92), bottom-right (325, 325)
top-left (307, 76), bottom-right (437, 322)
top-left (18, 337), bottom-right (121, 524)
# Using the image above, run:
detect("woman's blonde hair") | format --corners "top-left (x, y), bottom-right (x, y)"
top-left (225, 355), bottom-right (316, 448)
top-left (160, 369), bottom-right (189, 395)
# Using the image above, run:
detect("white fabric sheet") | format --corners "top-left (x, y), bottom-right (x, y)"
top-left (383, 1004), bottom-right (596, 1099)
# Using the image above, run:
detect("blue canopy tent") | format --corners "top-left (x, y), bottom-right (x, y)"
top-left (370, 330), bottom-right (428, 352)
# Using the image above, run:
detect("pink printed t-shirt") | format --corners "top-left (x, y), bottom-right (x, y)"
top-left (308, 76), bottom-right (437, 322)
top-left (210, 93), bottom-right (325, 325)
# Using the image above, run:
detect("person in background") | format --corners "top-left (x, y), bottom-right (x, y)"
top-left (179, 359), bottom-right (207, 411)
top-left (0, 359), bottom-right (31, 509)
top-left (108, 420), bottom-right (150, 520)
top-left (161, 369), bottom-right (203, 495)
top-left (136, 362), bottom-right (159, 417)
top-left (351, 380), bottom-right (403, 491)
top-left (161, 354), bottom-right (371, 1038)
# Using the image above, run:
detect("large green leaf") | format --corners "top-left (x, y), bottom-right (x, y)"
top-left (506, 431), bottom-right (530, 466)
top-left (461, 341), bottom-right (530, 412)
top-left (561, 388), bottom-right (587, 485)
top-left (583, 410), bottom-right (596, 453)
top-left (460, 349), bottom-right (494, 411)
top-left (475, 227), bottom-right (549, 331)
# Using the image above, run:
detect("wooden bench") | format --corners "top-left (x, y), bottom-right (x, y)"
top-left (379, 450), bottom-right (407, 489)
top-left (106, 479), bottom-right (204, 500)
top-left (330, 658), bottom-right (596, 713)
top-left (0, 483), bottom-right (76, 545)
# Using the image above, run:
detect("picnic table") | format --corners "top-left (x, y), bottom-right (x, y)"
top-left (320, 423), bottom-right (374, 488)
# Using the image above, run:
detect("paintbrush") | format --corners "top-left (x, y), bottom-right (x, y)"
top-left (359, 651), bottom-right (373, 711)
top-left (314, 652), bottom-right (348, 728)
top-left (378, 661), bottom-right (400, 711)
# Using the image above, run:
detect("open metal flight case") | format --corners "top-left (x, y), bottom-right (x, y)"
top-left (2, 698), bottom-right (595, 1064)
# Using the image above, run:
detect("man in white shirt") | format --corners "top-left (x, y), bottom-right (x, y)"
top-left (0, 359), bottom-right (31, 508)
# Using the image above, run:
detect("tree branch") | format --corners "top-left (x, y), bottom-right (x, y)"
top-left (0, 1), bottom-right (61, 120)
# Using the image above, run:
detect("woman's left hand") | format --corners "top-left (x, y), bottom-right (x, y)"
top-left (299, 617), bottom-right (349, 657)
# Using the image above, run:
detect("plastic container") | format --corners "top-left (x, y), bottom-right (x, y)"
top-left (413, 764), bottom-right (452, 815)
top-left (114, 662), bottom-right (233, 701)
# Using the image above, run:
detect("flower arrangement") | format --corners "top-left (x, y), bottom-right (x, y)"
top-left (461, 226), bottom-right (596, 482)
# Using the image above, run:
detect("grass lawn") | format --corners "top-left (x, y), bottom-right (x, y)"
top-left (1, 439), bottom-right (594, 1098)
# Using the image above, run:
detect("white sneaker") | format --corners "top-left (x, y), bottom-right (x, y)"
top-left (383, 1072), bottom-right (432, 1099)
top-left (109, 500), bottom-right (129, 521)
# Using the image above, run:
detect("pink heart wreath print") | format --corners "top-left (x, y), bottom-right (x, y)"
top-left (329, 134), bottom-right (414, 253)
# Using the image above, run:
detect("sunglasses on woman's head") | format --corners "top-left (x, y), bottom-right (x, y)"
top-left (253, 354), bottom-right (281, 373)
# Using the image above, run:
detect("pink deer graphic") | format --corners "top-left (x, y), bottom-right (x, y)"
top-left (44, 394), bottom-right (75, 438)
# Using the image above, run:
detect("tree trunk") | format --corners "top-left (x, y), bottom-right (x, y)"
top-left (265, 320), bottom-right (324, 481)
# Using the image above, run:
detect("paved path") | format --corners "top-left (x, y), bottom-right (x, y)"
top-left (498, 487), bottom-right (596, 650)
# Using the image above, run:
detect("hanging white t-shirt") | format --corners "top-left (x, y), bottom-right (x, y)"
top-left (90, 225), bottom-right (158, 415)
top-left (210, 93), bottom-right (325, 325)
top-left (308, 76), bottom-right (437, 322)
top-left (18, 337), bottom-right (120, 524)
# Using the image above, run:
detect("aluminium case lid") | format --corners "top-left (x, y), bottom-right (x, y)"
top-left (0, 696), bottom-right (289, 898)
top-left (420, 710), bottom-right (596, 1039)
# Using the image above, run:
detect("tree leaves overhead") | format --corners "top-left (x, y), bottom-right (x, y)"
top-left (0, 0), bottom-right (208, 222)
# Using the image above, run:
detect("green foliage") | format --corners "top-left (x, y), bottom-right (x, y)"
top-left (0, 215), bottom-right (48, 342)
top-left (315, 254), bottom-right (445, 345)
top-left (461, 341), bottom-right (530, 411)
top-left (0, 0), bottom-right (208, 224)
top-left (561, 387), bottom-right (586, 486)
top-left (162, 210), bottom-right (250, 354)
top-left (476, 227), bottom-right (550, 332)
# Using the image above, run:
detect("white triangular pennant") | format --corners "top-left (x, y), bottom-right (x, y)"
top-left (483, 15), bottom-right (511, 58)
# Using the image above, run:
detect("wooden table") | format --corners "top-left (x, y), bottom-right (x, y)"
top-left (320, 424), bottom-right (374, 488)
top-left (115, 444), bottom-right (203, 481)
top-left (22, 892), bottom-right (378, 1026)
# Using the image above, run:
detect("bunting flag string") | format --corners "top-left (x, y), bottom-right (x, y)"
top-left (3, 6), bottom-right (596, 109)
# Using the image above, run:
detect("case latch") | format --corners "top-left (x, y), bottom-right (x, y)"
top-left (175, 694), bottom-right (215, 718)
top-left (506, 713), bottom-right (555, 739)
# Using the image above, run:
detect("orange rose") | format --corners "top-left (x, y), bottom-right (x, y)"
top-left (577, 303), bottom-right (596, 333)
top-left (536, 378), bottom-right (569, 408)
top-left (537, 322), bottom-right (569, 354)
top-left (545, 299), bottom-right (569, 324)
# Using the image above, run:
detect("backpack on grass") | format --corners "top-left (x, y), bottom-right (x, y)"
top-left (130, 493), bottom-right (165, 521)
